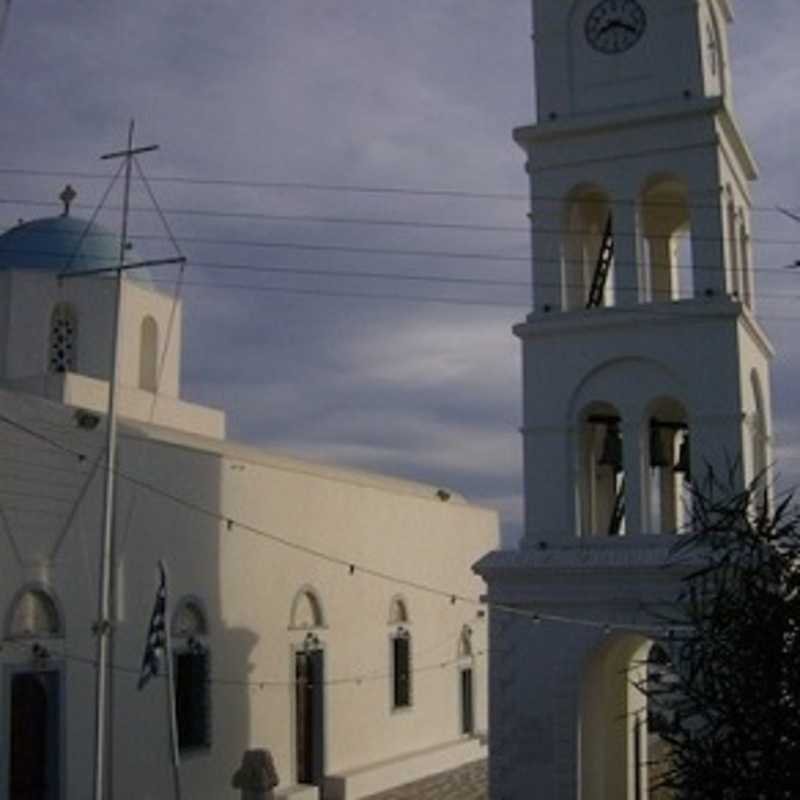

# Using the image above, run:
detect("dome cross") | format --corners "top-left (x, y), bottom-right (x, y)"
top-left (59, 184), bottom-right (76, 217)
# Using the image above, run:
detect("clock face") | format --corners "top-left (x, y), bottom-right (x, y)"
top-left (585, 0), bottom-right (647, 55)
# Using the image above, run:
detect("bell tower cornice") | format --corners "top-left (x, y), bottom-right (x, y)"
top-left (514, 96), bottom-right (757, 182)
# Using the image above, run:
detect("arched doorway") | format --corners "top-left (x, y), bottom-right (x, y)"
top-left (295, 638), bottom-right (325, 786)
top-left (9, 670), bottom-right (61, 800)
top-left (290, 588), bottom-right (326, 787)
top-left (458, 627), bottom-right (475, 736)
top-left (580, 633), bottom-right (656, 800)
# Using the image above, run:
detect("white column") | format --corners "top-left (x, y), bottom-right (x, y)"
top-left (689, 186), bottom-right (728, 298)
top-left (622, 418), bottom-right (648, 536)
top-left (613, 200), bottom-right (642, 306)
top-left (522, 425), bottom-right (573, 544)
top-left (532, 222), bottom-right (563, 313)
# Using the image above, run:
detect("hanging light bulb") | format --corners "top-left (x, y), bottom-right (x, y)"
top-left (649, 423), bottom-right (670, 468)
top-left (598, 422), bottom-right (623, 472)
top-left (674, 432), bottom-right (691, 479)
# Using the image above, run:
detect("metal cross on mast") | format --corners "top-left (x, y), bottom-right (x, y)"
top-left (63, 120), bottom-right (186, 800)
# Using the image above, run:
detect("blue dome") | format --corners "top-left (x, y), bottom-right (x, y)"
top-left (0, 216), bottom-right (155, 287)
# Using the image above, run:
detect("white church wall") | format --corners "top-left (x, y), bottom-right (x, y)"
top-left (0, 387), bottom-right (496, 800)
top-left (2, 272), bottom-right (181, 400)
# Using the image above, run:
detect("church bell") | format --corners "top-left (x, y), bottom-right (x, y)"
top-left (598, 422), bottom-right (623, 472)
top-left (674, 433), bottom-right (691, 479)
top-left (649, 424), bottom-right (671, 469)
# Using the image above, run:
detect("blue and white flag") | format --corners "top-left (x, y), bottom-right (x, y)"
top-left (138, 562), bottom-right (168, 690)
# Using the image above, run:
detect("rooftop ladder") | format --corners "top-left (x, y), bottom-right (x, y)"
top-left (585, 215), bottom-right (614, 309)
top-left (608, 478), bottom-right (626, 537)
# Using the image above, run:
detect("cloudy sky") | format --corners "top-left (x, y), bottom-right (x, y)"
top-left (1, 1), bottom-right (799, 544)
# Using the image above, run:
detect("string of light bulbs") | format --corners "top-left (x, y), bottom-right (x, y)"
top-left (0, 408), bottom-right (682, 637)
top-left (0, 636), bottom-right (488, 692)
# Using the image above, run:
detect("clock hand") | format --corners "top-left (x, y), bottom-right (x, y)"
top-left (599, 19), bottom-right (637, 35)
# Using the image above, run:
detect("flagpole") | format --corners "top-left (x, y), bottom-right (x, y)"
top-left (92, 120), bottom-right (135, 800)
top-left (160, 559), bottom-right (183, 800)
top-left (92, 120), bottom-right (161, 800)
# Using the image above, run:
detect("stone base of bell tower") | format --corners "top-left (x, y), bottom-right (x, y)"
top-left (475, 537), bottom-right (691, 800)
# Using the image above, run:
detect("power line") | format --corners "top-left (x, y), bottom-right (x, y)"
top-left (3, 239), bottom-right (799, 285)
top-left (0, 198), bottom-right (526, 234)
top-left (0, 167), bottom-right (524, 201)
top-left (156, 281), bottom-right (800, 325)
top-left (0, 635), bottom-right (488, 692)
top-left (4, 219), bottom-right (800, 256)
top-left (0, 408), bottom-right (661, 635)
top-left (1, 166), bottom-right (798, 216)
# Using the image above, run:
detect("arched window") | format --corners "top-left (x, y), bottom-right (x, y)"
top-left (172, 597), bottom-right (210, 752)
top-left (740, 222), bottom-right (753, 309)
top-left (6, 587), bottom-right (62, 639)
top-left (726, 196), bottom-right (741, 299)
top-left (458, 626), bottom-right (475, 736)
top-left (49, 303), bottom-right (78, 373)
top-left (579, 403), bottom-right (626, 537)
top-left (172, 597), bottom-right (208, 640)
top-left (139, 315), bottom-right (159, 392)
top-left (640, 175), bottom-right (692, 302)
top-left (388, 596), bottom-right (409, 626)
top-left (562, 185), bottom-right (613, 310)
top-left (750, 371), bottom-right (768, 488)
top-left (457, 626), bottom-right (474, 661)
top-left (389, 597), bottom-right (412, 710)
top-left (290, 587), bottom-right (325, 630)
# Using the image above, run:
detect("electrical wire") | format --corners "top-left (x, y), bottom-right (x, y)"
top-left (0, 408), bottom-right (672, 636)
top-left (0, 197), bottom-right (527, 234)
top-left (3, 239), bottom-right (800, 280)
top-left (0, 636), bottom-right (488, 692)
top-left (5, 195), bottom-right (800, 236)
top-left (1, 165), bottom-right (798, 218)
top-left (4, 210), bottom-right (800, 249)
top-left (0, 167), bottom-right (524, 201)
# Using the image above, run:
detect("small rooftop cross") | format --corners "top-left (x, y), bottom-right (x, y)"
top-left (59, 184), bottom-right (77, 216)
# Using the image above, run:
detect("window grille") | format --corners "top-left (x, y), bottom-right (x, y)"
top-left (49, 304), bottom-right (77, 373)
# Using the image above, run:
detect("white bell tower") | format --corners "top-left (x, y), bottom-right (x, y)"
top-left (519, 0), bottom-right (772, 544)
top-left (475, 1), bottom-right (774, 798)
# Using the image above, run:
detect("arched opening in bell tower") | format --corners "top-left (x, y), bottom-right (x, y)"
top-left (725, 190), bottom-right (742, 301)
top-left (749, 370), bottom-right (769, 489)
top-left (646, 398), bottom-right (690, 535)
top-left (562, 185), bottom-right (614, 310)
top-left (578, 403), bottom-right (626, 537)
top-left (739, 220), bottom-right (753, 309)
top-left (640, 176), bottom-right (693, 303)
top-left (580, 635), bottom-right (673, 800)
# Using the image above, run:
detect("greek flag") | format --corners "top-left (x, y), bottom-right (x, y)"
top-left (138, 562), bottom-right (168, 690)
